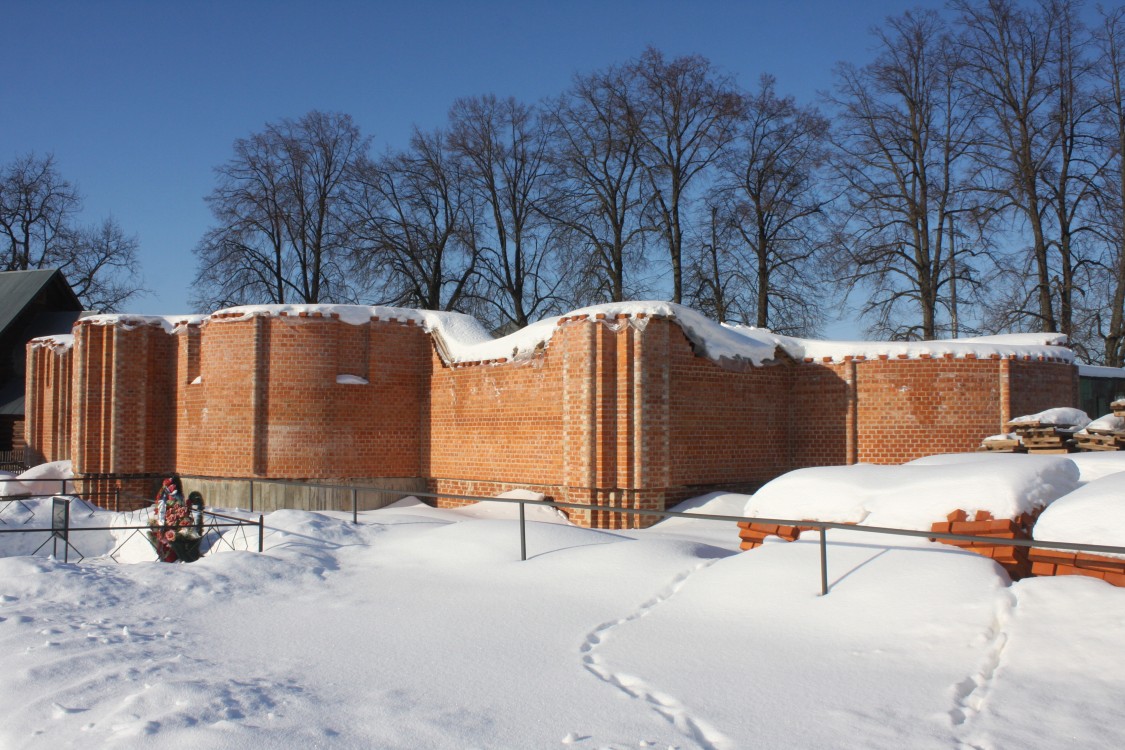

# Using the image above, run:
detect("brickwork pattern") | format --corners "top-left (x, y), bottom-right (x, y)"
top-left (930, 509), bottom-right (1040, 579)
top-left (1028, 548), bottom-right (1125, 587)
top-left (26, 310), bottom-right (1083, 529)
top-left (25, 342), bottom-right (72, 464)
top-left (1007, 358), bottom-right (1080, 420)
top-left (854, 355), bottom-right (1004, 463)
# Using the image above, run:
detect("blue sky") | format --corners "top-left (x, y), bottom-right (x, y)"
top-left (2, 0), bottom-right (941, 334)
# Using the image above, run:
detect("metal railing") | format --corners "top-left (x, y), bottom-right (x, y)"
top-left (0, 489), bottom-right (265, 563)
top-left (5, 473), bottom-right (1124, 593)
top-left (374, 488), bottom-right (1125, 596)
top-left (0, 506), bottom-right (266, 563)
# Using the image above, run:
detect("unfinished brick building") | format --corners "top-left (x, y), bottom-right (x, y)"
top-left (24, 302), bottom-right (1078, 527)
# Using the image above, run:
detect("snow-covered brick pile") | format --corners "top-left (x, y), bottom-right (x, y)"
top-left (1034, 472), bottom-right (1125, 552)
top-left (1006, 407), bottom-right (1090, 430)
top-left (980, 433), bottom-right (1023, 453)
top-left (1073, 413), bottom-right (1125, 452)
top-left (1067, 452), bottom-right (1125, 482)
top-left (1002, 407), bottom-right (1090, 454)
top-left (743, 454), bottom-right (1079, 533)
top-left (930, 506), bottom-right (1040, 578)
top-left (1085, 413), bottom-right (1125, 432)
top-left (1031, 473), bottom-right (1125, 585)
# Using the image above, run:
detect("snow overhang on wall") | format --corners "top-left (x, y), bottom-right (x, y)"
top-left (768, 330), bottom-right (1074, 365)
top-left (27, 334), bottom-right (75, 353)
top-left (44, 302), bottom-right (1076, 369)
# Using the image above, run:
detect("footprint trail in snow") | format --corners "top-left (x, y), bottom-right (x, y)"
top-left (579, 559), bottom-right (733, 750)
top-left (950, 588), bottom-right (1017, 729)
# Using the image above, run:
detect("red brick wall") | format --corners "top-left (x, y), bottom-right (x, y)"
top-left (664, 319), bottom-right (791, 488)
top-left (175, 323), bottom-right (203, 470)
top-left (1007, 358), bottom-right (1079, 420)
top-left (852, 355), bottom-right (1004, 463)
top-left (789, 361), bottom-right (850, 468)
top-left (426, 332), bottom-right (565, 488)
top-left (25, 342), bottom-right (72, 463)
top-left (181, 312), bottom-right (430, 480)
top-left (66, 322), bottom-right (177, 475)
top-left (23, 308), bottom-right (1086, 528)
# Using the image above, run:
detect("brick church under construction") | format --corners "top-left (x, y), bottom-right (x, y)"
top-left (23, 302), bottom-right (1078, 527)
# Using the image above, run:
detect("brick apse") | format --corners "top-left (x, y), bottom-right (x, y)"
top-left (24, 304), bottom-right (1078, 527)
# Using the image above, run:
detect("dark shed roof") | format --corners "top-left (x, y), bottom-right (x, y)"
top-left (0, 269), bottom-right (82, 335)
top-left (0, 270), bottom-right (85, 417)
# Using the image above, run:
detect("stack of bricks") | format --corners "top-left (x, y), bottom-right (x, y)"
top-left (737, 521), bottom-right (821, 550)
top-left (1073, 400), bottom-right (1125, 451)
top-left (929, 509), bottom-right (1040, 579)
top-left (1028, 549), bottom-right (1125, 587)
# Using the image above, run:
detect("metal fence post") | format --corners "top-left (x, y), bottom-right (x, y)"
top-left (258, 514), bottom-right (264, 553)
top-left (352, 488), bottom-right (358, 525)
top-left (63, 498), bottom-right (71, 564)
top-left (820, 526), bottom-right (829, 596)
top-left (114, 487), bottom-right (120, 513)
top-left (249, 480), bottom-right (255, 513)
top-left (519, 501), bottom-right (527, 561)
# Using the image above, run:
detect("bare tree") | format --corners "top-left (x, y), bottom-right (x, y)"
top-left (350, 127), bottom-right (481, 312)
top-left (0, 153), bottom-right (143, 311)
top-left (193, 111), bottom-right (369, 310)
top-left (691, 75), bottom-right (829, 335)
top-left (449, 94), bottom-right (561, 330)
top-left (65, 218), bottom-right (143, 312)
top-left (957, 0), bottom-right (1098, 339)
top-left (630, 48), bottom-right (743, 304)
top-left (1087, 6), bottom-right (1125, 365)
top-left (830, 10), bottom-right (981, 340)
top-left (543, 64), bottom-right (653, 304)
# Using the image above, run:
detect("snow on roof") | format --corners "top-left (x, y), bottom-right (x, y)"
top-left (1078, 363), bottom-right (1125, 379)
top-left (64, 301), bottom-right (1076, 368)
top-left (745, 454), bottom-right (1080, 531)
top-left (1034, 472), bottom-right (1125, 558)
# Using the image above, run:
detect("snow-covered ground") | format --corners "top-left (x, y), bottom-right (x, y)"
top-left (2, 486), bottom-right (1125, 749)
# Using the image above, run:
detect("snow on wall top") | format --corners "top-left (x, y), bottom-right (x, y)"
top-left (741, 327), bottom-right (1074, 364)
top-left (67, 313), bottom-right (209, 333)
top-left (31, 301), bottom-right (1075, 368)
top-left (27, 333), bottom-right (74, 351)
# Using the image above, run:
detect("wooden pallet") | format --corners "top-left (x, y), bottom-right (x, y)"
top-left (1074, 430), bottom-right (1125, 451)
top-left (980, 438), bottom-right (1022, 452)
